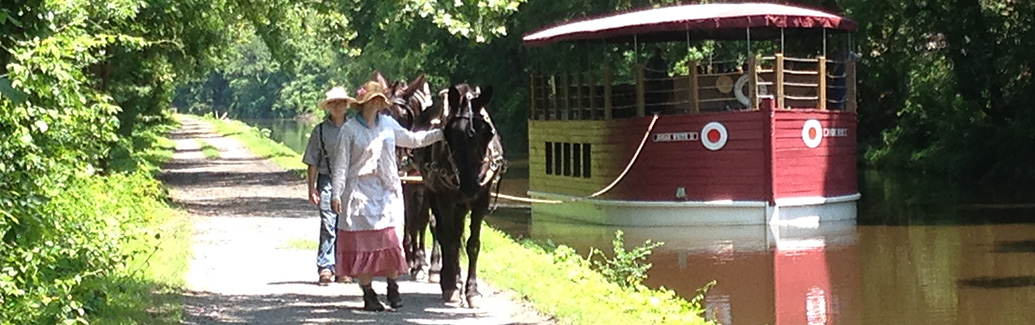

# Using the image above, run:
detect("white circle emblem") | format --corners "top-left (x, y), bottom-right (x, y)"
top-left (802, 119), bottom-right (823, 148)
top-left (701, 122), bottom-right (728, 151)
top-left (734, 74), bottom-right (769, 107)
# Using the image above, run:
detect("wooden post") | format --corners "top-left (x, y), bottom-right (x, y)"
top-left (775, 54), bottom-right (785, 109)
top-left (635, 63), bottom-right (646, 117)
top-left (560, 73), bottom-right (571, 120)
top-left (587, 71), bottom-right (597, 120)
top-left (846, 57), bottom-right (857, 112)
top-left (689, 60), bottom-right (700, 114)
top-left (529, 73), bottom-right (537, 120)
top-left (818, 56), bottom-right (827, 110)
top-left (547, 75), bottom-right (555, 120)
top-left (748, 56), bottom-right (758, 110)
top-left (574, 72), bottom-right (584, 120)
top-left (604, 68), bottom-right (613, 120)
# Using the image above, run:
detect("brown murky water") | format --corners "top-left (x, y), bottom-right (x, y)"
top-left (256, 118), bottom-right (1035, 325)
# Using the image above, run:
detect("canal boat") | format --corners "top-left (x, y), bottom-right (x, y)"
top-left (522, 3), bottom-right (859, 226)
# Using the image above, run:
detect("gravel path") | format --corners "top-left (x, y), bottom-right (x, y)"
top-left (161, 116), bottom-right (554, 324)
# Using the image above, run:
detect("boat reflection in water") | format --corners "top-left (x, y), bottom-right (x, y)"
top-left (527, 213), bottom-right (860, 325)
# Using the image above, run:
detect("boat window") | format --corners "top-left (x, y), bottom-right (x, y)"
top-left (545, 142), bottom-right (553, 175)
top-left (583, 144), bottom-right (591, 178)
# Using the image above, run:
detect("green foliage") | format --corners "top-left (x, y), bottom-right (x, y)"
top-left (0, 116), bottom-right (184, 323)
top-left (481, 226), bottom-right (712, 325)
top-left (586, 230), bottom-right (664, 289)
top-left (843, 0), bottom-right (1035, 183)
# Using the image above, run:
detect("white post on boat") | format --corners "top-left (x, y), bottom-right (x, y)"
top-left (746, 27), bottom-right (751, 57)
top-left (823, 28), bottom-right (828, 57)
top-left (781, 28), bottom-right (785, 53)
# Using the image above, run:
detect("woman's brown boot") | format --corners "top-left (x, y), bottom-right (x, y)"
top-left (360, 284), bottom-right (385, 311)
top-left (387, 279), bottom-right (403, 308)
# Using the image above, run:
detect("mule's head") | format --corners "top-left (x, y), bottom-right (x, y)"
top-left (443, 84), bottom-right (495, 199)
top-left (385, 74), bottom-right (431, 130)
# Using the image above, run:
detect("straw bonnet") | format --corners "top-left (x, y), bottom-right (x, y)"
top-left (319, 86), bottom-right (351, 110)
top-left (347, 81), bottom-right (390, 108)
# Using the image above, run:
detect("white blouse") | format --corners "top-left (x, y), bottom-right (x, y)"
top-left (331, 114), bottom-right (443, 231)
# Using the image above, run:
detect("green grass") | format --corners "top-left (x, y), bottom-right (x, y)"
top-left (188, 114), bottom-right (710, 325)
top-left (283, 238), bottom-right (319, 251)
top-left (91, 115), bottom-right (193, 324)
top-left (197, 139), bottom-right (221, 159)
top-left (195, 114), bottom-right (306, 175)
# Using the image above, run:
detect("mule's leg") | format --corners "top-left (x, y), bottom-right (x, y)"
top-left (403, 184), bottom-right (422, 276)
top-left (431, 193), bottom-right (461, 302)
top-left (423, 192), bottom-right (443, 283)
top-left (464, 192), bottom-right (491, 308)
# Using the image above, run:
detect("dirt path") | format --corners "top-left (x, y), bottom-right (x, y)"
top-left (161, 116), bottom-right (553, 324)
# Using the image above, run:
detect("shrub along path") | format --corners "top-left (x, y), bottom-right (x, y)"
top-left (163, 116), bottom-right (553, 324)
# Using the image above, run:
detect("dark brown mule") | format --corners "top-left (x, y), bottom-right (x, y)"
top-left (373, 72), bottom-right (443, 282)
top-left (416, 84), bottom-right (505, 308)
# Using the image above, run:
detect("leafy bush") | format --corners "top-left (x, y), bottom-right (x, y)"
top-left (586, 230), bottom-right (664, 289)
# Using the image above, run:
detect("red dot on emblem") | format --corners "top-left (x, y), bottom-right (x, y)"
top-left (808, 128), bottom-right (817, 139)
top-left (708, 129), bottom-right (721, 142)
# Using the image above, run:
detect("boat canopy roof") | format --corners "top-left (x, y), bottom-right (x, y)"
top-left (523, 3), bottom-right (856, 47)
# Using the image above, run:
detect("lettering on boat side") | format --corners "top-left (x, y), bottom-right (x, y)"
top-left (802, 119), bottom-right (849, 148)
top-left (653, 132), bottom-right (700, 142)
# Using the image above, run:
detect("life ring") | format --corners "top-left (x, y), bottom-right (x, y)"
top-left (734, 74), bottom-right (769, 107)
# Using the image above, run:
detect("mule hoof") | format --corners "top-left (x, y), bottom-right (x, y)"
top-left (413, 270), bottom-right (428, 282)
top-left (442, 289), bottom-right (462, 303)
top-left (466, 295), bottom-right (482, 309)
top-left (428, 272), bottom-right (440, 283)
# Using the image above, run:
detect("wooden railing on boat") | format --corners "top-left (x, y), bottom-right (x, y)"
top-left (528, 54), bottom-right (857, 121)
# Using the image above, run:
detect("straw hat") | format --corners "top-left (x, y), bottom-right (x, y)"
top-left (347, 81), bottom-right (390, 108)
top-left (319, 86), bottom-right (351, 110)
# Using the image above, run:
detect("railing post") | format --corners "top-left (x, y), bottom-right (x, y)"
top-left (549, 75), bottom-right (558, 120)
top-left (689, 60), bottom-right (700, 114)
top-left (587, 71), bottom-right (597, 120)
top-left (574, 72), bottom-right (584, 120)
top-left (635, 63), bottom-right (646, 117)
top-left (775, 54), bottom-right (785, 109)
top-left (748, 56), bottom-right (758, 110)
top-left (604, 68), bottom-right (613, 120)
top-left (560, 73), bottom-right (570, 120)
top-left (846, 58), bottom-right (857, 112)
top-left (529, 73), bottom-right (537, 120)
top-left (818, 56), bottom-right (827, 110)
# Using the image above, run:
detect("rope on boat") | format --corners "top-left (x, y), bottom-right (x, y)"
top-left (494, 114), bottom-right (663, 205)
top-left (398, 114), bottom-right (660, 204)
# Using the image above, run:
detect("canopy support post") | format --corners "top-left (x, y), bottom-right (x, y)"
top-left (746, 27), bottom-right (752, 57)
top-left (781, 28), bottom-right (785, 54)
top-left (823, 28), bottom-right (827, 57)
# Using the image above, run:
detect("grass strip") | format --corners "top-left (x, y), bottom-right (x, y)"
top-left (198, 139), bottom-right (221, 159)
top-left (88, 116), bottom-right (193, 324)
top-left (188, 114), bottom-right (710, 324)
top-left (195, 114), bottom-right (306, 175)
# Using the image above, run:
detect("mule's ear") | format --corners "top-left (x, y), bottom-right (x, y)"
top-left (373, 70), bottom-right (388, 88)
top-left (402, 74), bottom-right (426, 98)
top-left (448, 86), bottom-right (461, 111)
top-left (473, 86), bottom-right (494, 108)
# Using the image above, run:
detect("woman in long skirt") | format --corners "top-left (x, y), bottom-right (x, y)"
top-left (330, 80), bottom-right (443, 311)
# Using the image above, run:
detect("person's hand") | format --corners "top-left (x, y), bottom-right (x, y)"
top-left (308, 188), bottom-right (320, 205)
top-left (331, 199), bottom-right (343, 214)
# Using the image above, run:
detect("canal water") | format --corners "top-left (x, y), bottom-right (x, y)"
top-left (248, 118), bottom-right (1035, 325)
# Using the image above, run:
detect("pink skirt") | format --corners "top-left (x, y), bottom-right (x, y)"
top-left (335, 227), bottom-right (408, 277)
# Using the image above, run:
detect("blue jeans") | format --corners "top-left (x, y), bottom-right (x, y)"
top-left (316, 175), bottom-right (337, 273)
